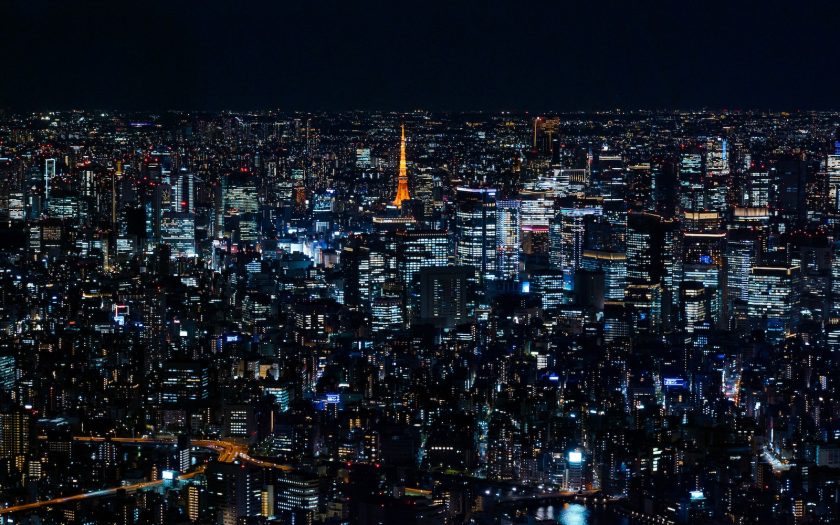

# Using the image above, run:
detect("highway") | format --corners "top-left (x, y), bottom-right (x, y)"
top-left (0, 436), bottom-right (292, 516)
top-left (0, 467), bottom-right (204, 516)
top-left (0, 436), bottom-right (603, 516)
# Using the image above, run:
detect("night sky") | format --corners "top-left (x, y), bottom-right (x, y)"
top-left (2, 0), bottom-right (839, 111)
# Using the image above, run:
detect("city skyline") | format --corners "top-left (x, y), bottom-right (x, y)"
top-left (0, 109), bottom-right (839, 524)
top-left (3, 2), bottom-right (840, 525)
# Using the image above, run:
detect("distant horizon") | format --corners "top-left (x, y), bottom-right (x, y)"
top-left (5, 107), bottom-right (840, 115)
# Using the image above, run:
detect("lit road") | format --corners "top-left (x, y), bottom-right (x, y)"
top-left (762, 446), bottom-right (793, 473)
top-left (0, 467), bottom-right (203, 516)
top-left (73, 436), bottom-right (293, 471)
top-left (192, 439), bottom-right (293, 471)
top-left (0, 436), bottom-right (292, 515)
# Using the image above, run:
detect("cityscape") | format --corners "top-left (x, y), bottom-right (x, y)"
top-left (0, 109), bottom-right (838, 524)
top-left (4, 2), bottom-right (840, 525)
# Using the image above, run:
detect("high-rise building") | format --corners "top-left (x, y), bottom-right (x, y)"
top-left (0, 407), bottom-right (29, 466)
top-left (356, 148), bottom-right (372, 169)
top-left (535, 168), bottom-right (588, 196)
top-left (628, 162), bottom-right (655, 212)
top-left (591, 154), bottom-right (626, 201)
top-left (160, 361), bottom-right (210, 405)
top-left (274, 471), bottom-right (320, 514)
top-left (682, 232), bottom-right (727, 326)
top-left (681, 281), bottom-right (710, 335)
top-left (581, 250), bottom-right (627, 301)
top-left (625, 283), bottom-right (663, 334)
top-left (224, 405), bottom-right (255, 439)
top-left (412, 167), bottom-right (439, 225)
top-left (748, 266), bottom-right (800, 342)
top-left (187, 484), bottom-right (203, 522)
top-left (519, 190), bottom-right (552, 255)
top-left (396, 230), bottom-right (449, 293)
top-left (827, 146), bottom-right (840, 217)
top-left (160, 211), bottom-right (196, 257)
top-left (341, 243), bottom-right (372, 310)
top-left (744, 167), bottom-right (771, 208)
top-left (681, 211), bottom-right (721, 233)
top-left (372, 295), bottom-right (404, 334)
top-left (772, 155), bottom-right (807, 227)
top-left (206, 462), bottom-right (261, 522)
top-left (531, 269), bottom-right (566, 310)
top-left (626, 211), bottom-right (666, 284)
top-left (726, 229), bottom-right (760, 305)
top-left (573, 269), bottom-right (605, 311)
top-left (549, 204), bottom-right (602, 279)
top-left (396, 229), bottom-right (449, 317)
top-left (455, 187), bottom-right (497, 285)
top-left (223, 172), bottom-right (259, 245)
top-left (0, 355), bottom-right (15, 390)
top-left (171, 168), bottom-right (195, 214)
top-left (652, 158), bottom-right (679, 219)
top-left (496, 200), bottom-right (521, 280)
top-left (679, 153), bottom-right (704, 212)
top-left (44, 158), bottom-right (56, 208)
top-left (705, 138), bottom-right (730, 213)
top-left (830, 239), bottom-right (840, 350)
top-left (418, 266), bottom-right (471, 328)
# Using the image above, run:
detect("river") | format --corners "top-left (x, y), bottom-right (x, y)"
top-left (532, 503), bottom-right (633, 525)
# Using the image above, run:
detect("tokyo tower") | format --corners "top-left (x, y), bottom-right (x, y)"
top-left (392, 124), bottom-right (410, 206)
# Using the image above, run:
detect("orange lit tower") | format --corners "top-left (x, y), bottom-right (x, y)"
top-left (392, 124), bottom-right (410, 206)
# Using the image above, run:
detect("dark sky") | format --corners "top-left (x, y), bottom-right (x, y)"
top-left (1, 0), bottom-right (838, 111)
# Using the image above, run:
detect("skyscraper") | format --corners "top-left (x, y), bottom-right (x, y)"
top-left (681, 281), bottom-right (710, 335)
top-left (748, 266), bottom-right (800, 342)
top-left (341, 243), bottom-right (372, 310)
top-left (726, 229), bottom-right (760, 305)
top-left (44, 158), bottom-right (56, 208)
top-left (531, 269), bottom-right (566, 310)
top-left (455, 187), bottom-right (497, 285)
top-left (223, 172), bottom-right (259, 245)
top-left (396, 230), bottom-right (449, 292)
top-left (396, 229), bottom-right (449, 318)
top-left (0, 407), bottom-right (29, 467)
top-left (581, 249), bottom-right (627, 301)
top-left (626, 211), bottom-right (666, 284)
top-left (772, 155), bottom-right (807, 227)
top-left (705, 138), bottom-right (730, 213)
top-left (418, 266), bottom-right (471, 328)
top-left (829, 240), bottom-right (840, 350)
top-left (625, 283), bottom-right (663, 334)
top-left (744, 166), bottom-right (771, 208)
top-left (372, 295), bottom-right (404, 334)
top-left (827, 144), bottom-right (840, 218)
top-left (549, 204), bottom-right (602, 278)
top-left (679, 152), bottom-right (704, 212)
top-left (496, 200), bottom-right (521, 280)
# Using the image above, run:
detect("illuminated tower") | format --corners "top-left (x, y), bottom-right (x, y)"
top-left (392, 124), bottom-right (410, 206)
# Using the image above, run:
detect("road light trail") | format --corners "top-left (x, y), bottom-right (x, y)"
top-left (0, 436), bottom-right (292, 515)
top-left (0, 468), bottom-right (203, 516)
